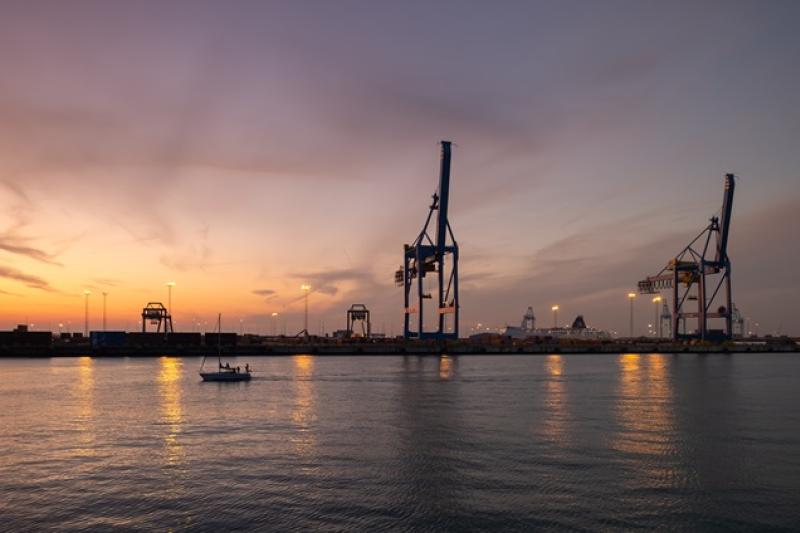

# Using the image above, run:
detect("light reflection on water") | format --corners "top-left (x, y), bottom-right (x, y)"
top-left (540, 354), bottom-right (568, 445)
top-left (157, 357), bottom-right (184, 466)
top-left (614, 353), bottom-right (681, 489)
top-left (291, 355), bottom-right (316, 457)
top-left (438, 354), bottom-right (454, 380)
top-left (73, 356), bottom-right (95, 458)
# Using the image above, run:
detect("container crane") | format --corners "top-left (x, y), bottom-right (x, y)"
top-left (395, 141), bottom-right (459, 339)
top-left (346, 304), bottom-right (371, 338)
top-left (141, 302), bottom-right (173, 336)
top-left (638, 174), bottom-right (736, 341)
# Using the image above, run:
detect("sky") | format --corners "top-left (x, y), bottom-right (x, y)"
top-left (0, 0), bottom-right (798, 336)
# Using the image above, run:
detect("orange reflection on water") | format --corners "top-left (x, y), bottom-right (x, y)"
top-left (157, 357), bottom-right (184, 466)
top-left (540, 354), bottom-right (568, 444)
top-left (291, 355), bottom-right (316, 456)
top-left (439, 355), bottom-right (453, 380)
top-left (614, 353), bottom-right (678, 486)
top-left (73, 356), bottom-right (95, 457)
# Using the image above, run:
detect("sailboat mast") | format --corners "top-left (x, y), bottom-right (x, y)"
top-left (217, 313), bottom-right (222, 368)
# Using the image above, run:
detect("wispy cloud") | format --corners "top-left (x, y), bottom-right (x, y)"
top-left (0, 180), bottom-right (65, 265)
top-left (0, 265), bottom-right (55, 291)
top-left (0, 238), bottom-right (63, 266)
top-left (252, 288), bottom-right (278, 302)
top-left (0, 288), bottom-right (22, 297)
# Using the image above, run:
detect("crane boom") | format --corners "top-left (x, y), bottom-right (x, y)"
top-left (714, 173), bottom-right (735, 266)
top-left (435, 141), bottom-right (452, 253)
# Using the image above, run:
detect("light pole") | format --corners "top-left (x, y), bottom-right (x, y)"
top-left (301, 284), bottom-right (311, 336)
top-left (628, 292), bottom-right (636, 337)
top-left (83, 290), bottom-right (91, 336)
top-left (166, 281), bottom-right (175, 312)
top-left (166, 281), bottom-right (176, 332)
top-left (271, 312), bottom-right (278, 336)
top-left (551, 305), bottom-right (559, 328)
top-left (652, 296), bottom-right (662, 338)
top-left (102, 291), bottom-right (108, 331)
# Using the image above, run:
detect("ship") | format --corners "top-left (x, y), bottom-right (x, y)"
top-left (502, 307), bottom-right (611, 340)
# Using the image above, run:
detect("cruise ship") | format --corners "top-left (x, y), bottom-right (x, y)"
top-left (502, 307), bottom-right (611, 340)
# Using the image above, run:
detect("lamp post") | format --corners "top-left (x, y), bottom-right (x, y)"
top-left (83, 290), bottom-right (91, 336)
top-left (301, 284), bottom-right (311, 336)
top-left (166, 281), bottom-right (175, 313)
top-left (652, 296), bottom-right (662, 338)
top-left (166, 281), bottom-right (176, 332)
top-left (628, 292), bottom-right (636, 337)
top-left (271, 312), bottom-right (278, 336)
top-left (551, 305), bottom-right (559, 328)
top-left (102, 291), bottom-right (108, 331)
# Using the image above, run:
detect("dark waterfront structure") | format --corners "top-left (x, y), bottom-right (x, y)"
top-left (346, 304), bottom-right (371, 338)
top-left (141, 302), bottom-right (174, 335)
top-left (398, 141), bottom-right (460, 340)
top-left (639, 174), bottom-right (736, 341)
top-left (0, 327), bottom-right (796, 357)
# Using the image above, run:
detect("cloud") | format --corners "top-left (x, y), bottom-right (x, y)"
top-left (1, 179), bottom-right (30, 204)
top-left (252, 288), bottom-right (275, 296)
top-left (252, 288), bottom-right (278, 302)
top-left (288, 268), bottom-right (366, 299)
top-left (0, 180), bottom-right (65, 265)
top-left (0, 288), bottom-right (22, 297)
top-left (0, 238), bottom-right (63, 266)
top-left (0, 265), bottom-right (54, 291)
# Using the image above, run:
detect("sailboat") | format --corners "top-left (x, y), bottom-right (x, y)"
top-left (199, 313), bottom-right (251, 382)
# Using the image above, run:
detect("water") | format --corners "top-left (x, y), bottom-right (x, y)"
top-left (1, 354), bottom-right (799, 531)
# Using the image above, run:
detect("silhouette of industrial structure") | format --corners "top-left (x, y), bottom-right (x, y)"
top-left (639, 174), bottom-right (736, 340)
top-left (346, 304), bottom-right (371, 338)
top-left (141, 302), bottom-right (173, 335)
top-left (396, 141), bottom-right (459, 340)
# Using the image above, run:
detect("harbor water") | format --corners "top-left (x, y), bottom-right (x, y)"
top-left (1, 354), bottom-right (799, 531)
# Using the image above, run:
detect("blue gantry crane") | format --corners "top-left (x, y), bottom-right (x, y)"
top-left (638, 173), bottom-right (736, 340)
top-left (395, 141), bottom-right (459, 339)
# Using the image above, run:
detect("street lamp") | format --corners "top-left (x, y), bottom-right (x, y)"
top-left (301, 284), bottom-right (311, 336)
top-left (652, 296), bottom-right (662, 338)
top-left (628, 292), bottom-right (636, 337)
top-left (166, 281), bottom-right (175, 311)
top-left (551, 305), bottom-right (559, 328)
top-left (271, 312), bottom-right (278, 336)
top-left (83, 290), bottom-right (91, 336)
top-left (102, 291), bottom-right (108, 331)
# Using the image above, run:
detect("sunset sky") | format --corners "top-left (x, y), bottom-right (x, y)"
top-left (1, 1), bottom-right (798, 335)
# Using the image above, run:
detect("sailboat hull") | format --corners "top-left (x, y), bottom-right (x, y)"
top-left (200, 372), bottom-right (251, 382)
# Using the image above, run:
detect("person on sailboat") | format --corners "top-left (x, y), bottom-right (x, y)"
top-left (245, 364), bottom-right (250, 373)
